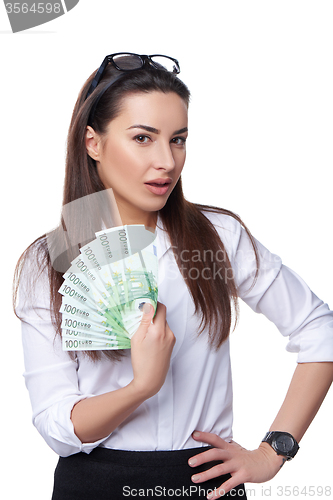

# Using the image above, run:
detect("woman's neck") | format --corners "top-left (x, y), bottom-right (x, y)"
top-left (118, 211), bottom-right (157, 231)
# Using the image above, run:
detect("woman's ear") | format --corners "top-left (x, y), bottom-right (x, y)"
top-left (85, 126), bottom-right (102, 161)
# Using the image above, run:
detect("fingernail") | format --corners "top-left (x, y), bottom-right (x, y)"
top-left (192, 474), bottom-right (201, 482)
top-left (193, 431), bottom-right (200, 438)
top-left (188, 458), bottom-right (197, 466)
top-left (207, 492), bottom-right (214, 499)
top-left (143, 303), bottom-right (151, 314)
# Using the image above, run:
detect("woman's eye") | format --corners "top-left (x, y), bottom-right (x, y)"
top-left (171, 136), bottom-right (187, 146)
top-left (134, 135), bottom-right (151, 144)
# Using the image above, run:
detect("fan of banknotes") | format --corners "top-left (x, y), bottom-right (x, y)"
top-left (58, 225), bottom-right (158, 351)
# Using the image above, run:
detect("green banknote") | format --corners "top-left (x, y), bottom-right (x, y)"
top-left (59, 225), bottom-right (158, 351)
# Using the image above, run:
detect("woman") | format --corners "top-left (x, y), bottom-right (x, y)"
top-left (14, 53), bottom-right (333, 499)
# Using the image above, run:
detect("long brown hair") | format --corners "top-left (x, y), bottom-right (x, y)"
top-left (14, 61), bottom-right (259, 361)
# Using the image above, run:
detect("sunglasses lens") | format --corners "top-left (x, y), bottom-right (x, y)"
top-left (113, 54), bottom-right (143, 70)
top-left (150, 56), bottom-right (180, 73)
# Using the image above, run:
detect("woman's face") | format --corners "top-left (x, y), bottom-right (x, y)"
top-left (86, 91), bottom-right (188, 228)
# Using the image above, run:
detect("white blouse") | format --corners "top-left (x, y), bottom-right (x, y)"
top-left (17, 211), bottom-right (333, 458)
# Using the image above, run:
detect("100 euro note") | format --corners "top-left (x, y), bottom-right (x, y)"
top-left (58, 224), bottom-right (158, 351)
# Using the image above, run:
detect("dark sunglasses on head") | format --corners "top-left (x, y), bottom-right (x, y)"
top-left (85, 52), bottom-right (181, 100)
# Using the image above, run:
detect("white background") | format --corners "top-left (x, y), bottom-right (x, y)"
top-left (1, 1), bottom-right (332, 498)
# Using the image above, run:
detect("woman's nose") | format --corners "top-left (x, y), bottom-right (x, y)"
top-left (152, 141), bottom-right (175, 171)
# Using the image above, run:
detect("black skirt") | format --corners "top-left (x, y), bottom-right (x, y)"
top-left (52, 446), bottom-right (247, 499)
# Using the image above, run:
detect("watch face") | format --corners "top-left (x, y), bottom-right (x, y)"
top-left (275, 434), bottom-right (294, 453)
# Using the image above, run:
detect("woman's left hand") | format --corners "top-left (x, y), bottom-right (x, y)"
top-left (189, 431), bottom-right (286, 498)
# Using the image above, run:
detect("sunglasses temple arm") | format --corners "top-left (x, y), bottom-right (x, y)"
top-left (85, 56), bottom-right (110, 100)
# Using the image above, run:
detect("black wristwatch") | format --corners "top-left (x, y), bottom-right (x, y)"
top-left (262, 431), bottom-right (299, 460)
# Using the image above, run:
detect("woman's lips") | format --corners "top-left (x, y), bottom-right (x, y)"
top-left (144, 182), bottom-right (171, 195)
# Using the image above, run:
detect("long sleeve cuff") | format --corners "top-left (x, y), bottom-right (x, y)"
top-left (34, 394), bottom-right (111, 457)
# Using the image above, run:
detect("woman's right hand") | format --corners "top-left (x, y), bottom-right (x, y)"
top-left (130, 301), bottom-right (176, 399)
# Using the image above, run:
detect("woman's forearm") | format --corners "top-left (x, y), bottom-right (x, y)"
top-left (70, 302), bottom-right (175, 444)
top-left (188, 362), bottom-right (333, 497)
top-left (71, 381), bottom-right (148, 443)
top-left (267, 362), bottom-right (333, 442)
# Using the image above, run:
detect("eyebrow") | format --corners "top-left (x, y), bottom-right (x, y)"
top-left (127, 124), bottom-right (188, 135)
